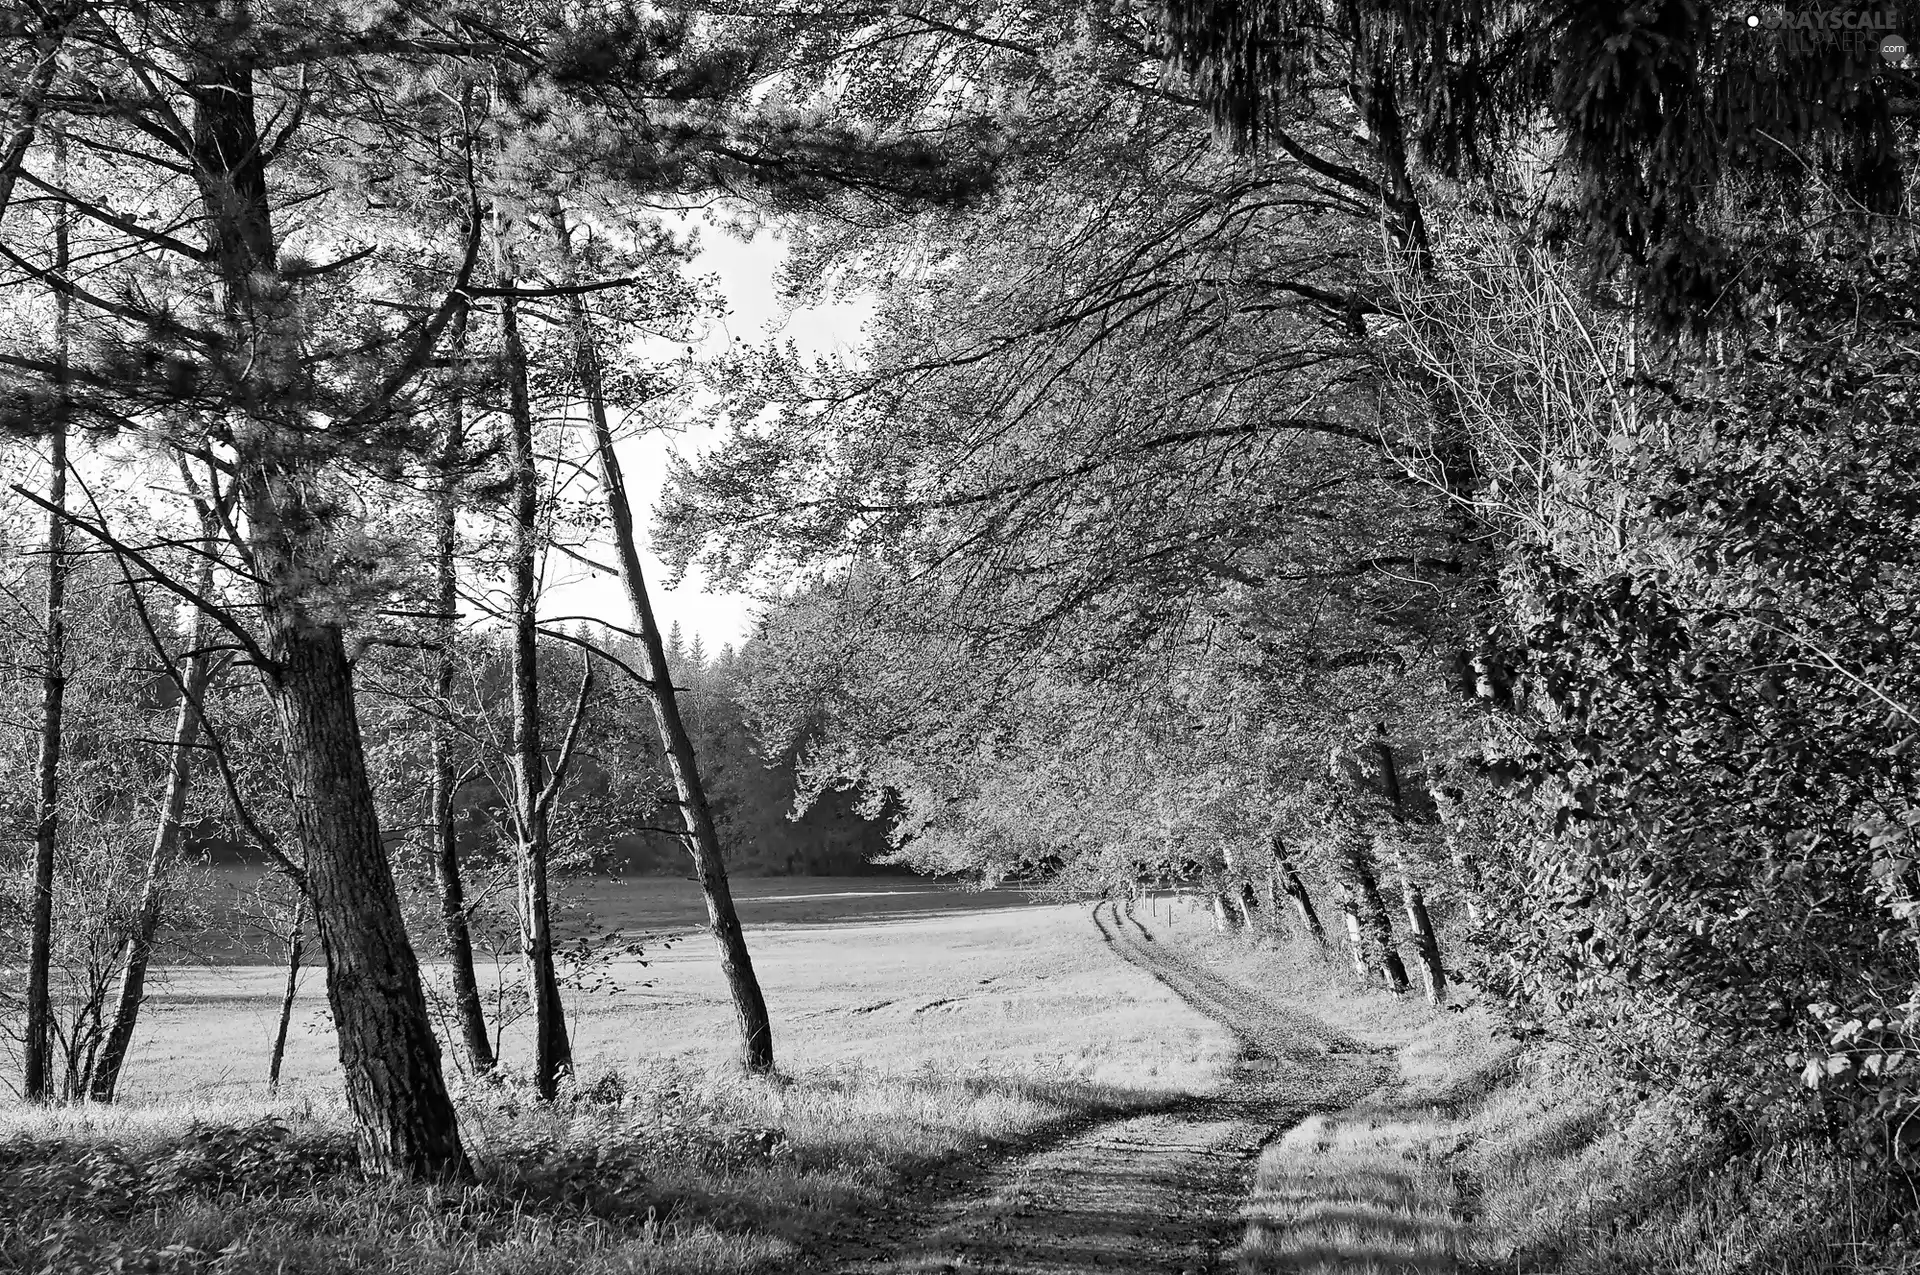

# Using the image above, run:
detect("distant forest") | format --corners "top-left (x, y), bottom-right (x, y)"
top-left (50, 610), bottom-right (895, 880)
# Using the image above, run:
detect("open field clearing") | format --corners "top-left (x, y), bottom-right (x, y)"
top-left (187, 871), bottom-right (1049, 962)
top-left (107, 886), bottom-right (1211, 1101)
top-left (8, 887), bottom-right (1913, 1274)
top-left (1, 892), bottom-right (1263, 1274)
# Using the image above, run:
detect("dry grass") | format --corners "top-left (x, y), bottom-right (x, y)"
top-left (1171, 917), bottom-right (1920, 1275)
top-left (1241, 1112), bottom-right (1463, 1274)
top-left (14, 893), bottom-right (1920, 1274)
top-left (1, 900), bottom-right (1237, 1274)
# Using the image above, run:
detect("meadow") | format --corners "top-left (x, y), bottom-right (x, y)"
top-left (2, 887), bottom-right (1253, 1273)
top-left (6, 885), bottom-right (1909, 1274)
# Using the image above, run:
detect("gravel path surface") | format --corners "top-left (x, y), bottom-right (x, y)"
top-left (803, 902), bottom-right (1392, 1275)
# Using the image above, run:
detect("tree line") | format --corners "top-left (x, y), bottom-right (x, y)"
top-left (658, 0), bottom-right (1920, 1194)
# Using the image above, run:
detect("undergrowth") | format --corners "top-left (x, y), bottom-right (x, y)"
top-left (1171, 917), bottom-right (1920, 1275)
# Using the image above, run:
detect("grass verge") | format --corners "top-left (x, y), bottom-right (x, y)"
top-left (1153, 917), bottom-right (1920, 1275)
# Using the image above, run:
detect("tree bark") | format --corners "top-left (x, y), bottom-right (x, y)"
top-left (189, 50), bottom-right (467, 1178)
top-left (269, 890), bottom-right (307, 1092)
top-left (1333, 820), bottom-right (1410, 993)
top-left (428, 324), bottom-right (494, 1077)
top-left (1372, 732), bottom-right (1442, 1001)
top-left (1209, 885), bottom-right (1241, 932)
top-left (89, 573), bottom-right (219, 1103)
top-left (250, 592), bottom-right (470, 1175)
top-left (1235, 880), bottom-right (1262, 930)
top-left (23, 126), bottom-right (69, 1104)
top-left (1402, 876), bottom-right (1447, 1004)
top-left (554, 207), bottom-right (774, 1072)
top-left (1269, 833), bottom-right (1327, 950)
top-left (1338, 886), bottom-right (1370, 982)
top-left (498, 227), bottom-right (571, 1099)
top-left (1431, 784), bottom-right (1484, 925)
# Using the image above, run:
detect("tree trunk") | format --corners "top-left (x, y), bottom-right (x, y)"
top-left (428, 332), bottom-right (494, 1077)
top-left (555, 212), bottom-right (773, 1071)
top-left (1269, 834), bottom-right (1327, 951)
top-left (1333, 822), bottom-right (1410, 993)
top-left (269, 890), bottom-right (307, 1092)
top-left (250, 596), bottom-right (469, 1175)
top-left (1431, 785), bottom-right (1484, 925)
top-left (191, 44), bottom-right (467, 1176)
top-left (89, 581), bottom-right (219, 1103)
top-left (1210, 889), bottom-right (1240, 932)
top-left (1338, 886), bottom-right (1370, 982)
top-left (1235, 881), bottom-right (1262, 930)
top-left (1403, 877), bottom-right (1447, 1004)
top-left (498, 234), bottom-right (571, 1100)
top-left (23, 128), bottom-right (69, 1104)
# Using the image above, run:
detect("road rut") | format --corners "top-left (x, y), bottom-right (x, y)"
top-left (807, 902), bottom-right (1389, 1275)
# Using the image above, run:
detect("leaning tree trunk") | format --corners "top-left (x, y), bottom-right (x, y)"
top-left (1210, 886), bottom-right (1241, 933)
top-left (1219, 843), bottom-right (1259, 931)
top-left (248, 574), bottom-right (471, 1175)
top-left (428, 332), bottom-right (494, 1077)
top-left (555, 218), bottom-right (773, 1071)
top-left (1400, 871), bottom-right (1447, 1004)
top-left (23, 132), bottom-right (69, 1104)
top-left (1332, 820), bottom-right (1410, 993)
top-left (268, 890), bottom-right (307, 1092)
top-left (1269, 833), bottom-right (1327, 950)
top-left (185, 52), bottom-right (468, 1176)
top-left (1372, 733), bottom-right (1443, 1002)
top-left (90, 577), bottom-right (220, 1103)
top-left (499, 244), bottom-right (571, 1100)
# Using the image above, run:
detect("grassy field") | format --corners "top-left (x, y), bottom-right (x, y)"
top-left (2, 889), bottom-right (1248, 1274)
top-left (8, 888), bottom-right (1907, 1275)
top-left (118, 877), bottom-right (1157, 1100)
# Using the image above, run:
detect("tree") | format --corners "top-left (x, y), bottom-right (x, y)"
top-left (557, 245), bottom-right (775, 1072)
top-left (20, 124), bottom-right (69, 1103)
top-left (425, 315), bottom-right (495, 1077)
top-left (0, 0), bottom-right (991, 1167)
top-left (1153, 0), bottom-right (1912, 326)
top-left (89, 523), bottom-right (225, 1103)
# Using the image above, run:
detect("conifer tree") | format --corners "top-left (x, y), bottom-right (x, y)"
top-left (0, 0), bottom-right (988, 1169)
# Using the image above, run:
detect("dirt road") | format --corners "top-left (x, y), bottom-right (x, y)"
top-left (806, 902), bottom-right (1391, 1274)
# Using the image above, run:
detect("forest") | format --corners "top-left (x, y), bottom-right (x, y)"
top-left (1, 0), bottom-right (1918, 1272)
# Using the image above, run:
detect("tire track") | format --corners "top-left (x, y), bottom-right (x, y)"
top-left (806, 901), bottom-right (1388, 1274)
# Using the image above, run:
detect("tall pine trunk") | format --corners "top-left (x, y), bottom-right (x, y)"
top-left (430, 314), bottom-right (493, 1077)
top-left (190, 54), bottom-right (466, 1176)
top-left (553, 209), bottom-right (774, 1071)
top-left (23, 127), bottom-right (69, 1104)
top-left (497, 232), bottom-right (571, 1099)
top-left (89, 566), bottom-right (219, 1103)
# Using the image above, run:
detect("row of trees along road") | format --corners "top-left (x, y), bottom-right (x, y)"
top-left (658, 0), bottom-right (1920, 1198)
top-left (0, 0), bottom-right (989, 1176)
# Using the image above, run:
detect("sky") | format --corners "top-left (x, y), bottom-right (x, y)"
top-left (538, 224), bottom-right (872, 651)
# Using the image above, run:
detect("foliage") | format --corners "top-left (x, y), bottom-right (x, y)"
top-left (1423, 252), bottom-right (1920, 1159)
